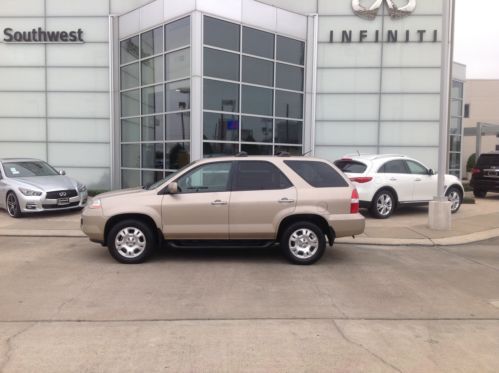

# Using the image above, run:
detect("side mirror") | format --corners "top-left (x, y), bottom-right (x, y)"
top-left (166, 182), bottom-right (178, 194)
top-left (428, 169), bottom-right (434, 176)
top-left (59, 170), bottom-right (66, 175)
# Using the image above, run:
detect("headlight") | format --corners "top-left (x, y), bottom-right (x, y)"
top-left (88, 199), bottom-right (101, 209)
top-left (77, 183), bottom-right (87, 193)
top-left (19, 187), bottom-right (42, 197)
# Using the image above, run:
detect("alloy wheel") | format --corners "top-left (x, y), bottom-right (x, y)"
top-left (447, 190), bottom-right (461, 212)
top-left (114, 227), bottom-right (147, 259)
top-left (6, 194), bottom-right (18, 217)
top-left (288, 228), bottom-right (319, 260)
top-left (376, 194), bottom-right (393, 217)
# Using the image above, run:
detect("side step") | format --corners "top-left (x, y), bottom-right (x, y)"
top-left (168, 240), bottom-right (276, 249)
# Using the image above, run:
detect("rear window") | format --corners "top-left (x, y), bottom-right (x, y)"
top-left (477, 154), bottom-right (499, 168)
top-left (285, 160), bottom-right (348, 188)
top-left (334, 160), bottom-right (367, 173)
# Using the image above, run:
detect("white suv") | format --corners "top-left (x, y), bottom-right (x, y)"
top-left (334, 154), bottom-right (464, 219)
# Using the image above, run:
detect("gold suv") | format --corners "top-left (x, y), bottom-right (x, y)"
top-left (81, 155), bottom-right (365, 265)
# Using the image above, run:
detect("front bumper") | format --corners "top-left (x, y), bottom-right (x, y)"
top-left (80, 206), bottom-right (107, 244)
top-left (18, 191), bottom-right (88, 213)
top-left (327, 213), bottom-right (365, 238)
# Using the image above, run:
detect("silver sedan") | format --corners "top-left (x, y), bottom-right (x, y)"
top-left (0, 158), bottom-right (88, 218)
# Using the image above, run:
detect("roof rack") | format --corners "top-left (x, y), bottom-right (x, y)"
top-left (275, 151), bottom-right (290, 157)
top-left (235, 151), bottom-right (248, 157)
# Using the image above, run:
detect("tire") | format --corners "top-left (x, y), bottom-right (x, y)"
top-left (6, 192), bottom-right (22, 218)
top-left (446, 187), bottom-right (463, 214)
top-left (473, 189), bottom-right (487, 198)
top-left (280, 221), bottom-right (326, 265)
top-left (107, 219), bottom-right (156, 264)
top-left (370, 189), bottom-right (396, 219)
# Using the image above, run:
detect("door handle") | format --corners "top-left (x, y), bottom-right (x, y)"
top-left (389, 178), bottom-right (397, 181)
top-left (211, 200), bottom-right (227, 206)
top-left (415, 178), bottom-right (422, 182)
top-left (278, 198), bottom-right (295, 203)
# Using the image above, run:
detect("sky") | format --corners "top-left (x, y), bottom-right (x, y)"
top-left (454, 0), bottom-right (499, 79)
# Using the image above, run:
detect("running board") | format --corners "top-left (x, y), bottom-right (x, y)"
top-left (168, 240), bottom-right (276, 249)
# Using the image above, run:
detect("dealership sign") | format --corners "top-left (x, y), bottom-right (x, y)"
top-left (352, 0), bottom-right (416, 20)
top-left (3, 27), bottom-right (84, 43)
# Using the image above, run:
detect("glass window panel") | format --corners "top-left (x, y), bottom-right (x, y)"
top-left (203, 79), bottom-right (239, 112)
top-left (122, 169), bottom-right (140, 188)
top-left (165, 48), bottom-right (190, 81)
top-left (276, 35), bottom-right (304, 65)
top-left (177, 162), bottom-right (232, 193)
top-left (449, 152), bottom-right (460, 170)
top-left (274, 146), bottom-right (302, 156)
top-left (232, 161), bottom-right (292, 191)
top-left (203, 142), bottom-right (238, 157)
top-left (165, 79), bottom-right (190, 112)
top-left (166, 142), bottom-right (190, 169)
top-left (121, 117), bottom-right (140, 142)
top-left (242, 26), bottom-right (274, 58)
top-left (120, 36), bottom-right (139, 64)
top-left (166, 112), bottom-right (190, 140)
top-left (449, 135), bottom-right (461, 152)
top-left (405, 160), bottom-right (428, 175)
top-left (241, 116), bottom-right (272, 143)
top-left (275, 90), bottom-right (303, 119)
top-left (451, 81), bottom-right (463, 99)
top-left (241, 144), bottom-right (272, 155)
top-left (450, 117), bottom-right (462, 135)
top-left (121, 89), bottom-right (140, 117)
top-left (204, 48), bottom-right (239, 81)
top-left (121, 63), bottom-right (139, 89)
top-left (141, 26), bottom-right (163, 58)
top-left (275, 119), bottom-right (302, 144)
top-left (141, 85), bottom-right (163, 114)
top-left (204, 16), bottom-right (240, 51)
top-left (142, 170), bottom-right (164, 186)
top-left (165, 17), bottom-right (190, 52)
top-left (241, 85), bottom-right (273, 116)
top-left (142, 115), bottom-right (164, 141)
top-left (203, 113), bottom-right (239, 141)
top-left (276, 63), bottom-right (303, 91)
top-left (142, 143), bottom-right (164, 169)
top-left (451, 100), bottom-right (462, 117)
top-left (121, 144), bottom-right (140, 168)
top-left (242, 56), bottom-right (273, 87)
top-left (141, 56), bottom-right (163, 85)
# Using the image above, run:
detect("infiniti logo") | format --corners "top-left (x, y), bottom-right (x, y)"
top-left (352, 0), bottom-right (416, 20)
top-left (59, 192), bottom-right (67, 197)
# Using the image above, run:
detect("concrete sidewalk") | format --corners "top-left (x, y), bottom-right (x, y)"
top-left (0, 193), bottom-right (498, 246)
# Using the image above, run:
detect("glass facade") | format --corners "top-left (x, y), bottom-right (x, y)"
top-left (449, 80), bottom-right (464, 177)
top-left (119, 17), bottom-right (191, 188)
top-left (202, 16), bottom-right (305, 157)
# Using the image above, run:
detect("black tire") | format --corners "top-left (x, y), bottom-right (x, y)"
top-left (473, 189), bottom-right (487, 198)
top-left (446, 186), bottom-right (463, 214)
top-left (370, 189), bottom-right (396, 219)
top-left (6, 192), bottom-right (22, 218)
top-left (280, 221), bottom-right (326, 265)
top-left (107, 219), bottom-right (156, 264)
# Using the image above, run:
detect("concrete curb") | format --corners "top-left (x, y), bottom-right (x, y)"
top-left (0, 229), bottom-right (86, 238)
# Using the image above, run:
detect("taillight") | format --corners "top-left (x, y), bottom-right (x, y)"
top-left (349, 176), bottom-right (373, 183)
top-left (471, 168), bottom-right (481, 175)
top-left (351, 189), bottom-right (360, 214)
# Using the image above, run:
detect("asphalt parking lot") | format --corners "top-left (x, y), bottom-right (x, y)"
top-left (1, 236), bottom-right (499, 372)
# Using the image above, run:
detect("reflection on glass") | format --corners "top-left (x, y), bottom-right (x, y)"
top-left (243, 26), bottom-right (274, 58)
top-left (276, 63), bottom-right (303, 91)
top-left (122, 169), bottom-right (140, 188)
top-left (449, 152), bottom-right (460, 170)
top-left (142, 170), bottom-right (164, 186)
top-left (165, 17), bottom-right (190, 52)
top-left (203, 79), bottom-right (239, 112)
top-left (242, 56), bottom-right (273, 87)
top-left (120, 62), bottom-right (139, 90)
top-left (203, 142), bottom-right (238, 157)
top-left (142, 85), bottom-right (163, 115)
top-left (241, 143), bottom-right (272, 155)
top-left (450, 135), bottom-right (461, 152)
top-left (120, 36), bottom-right (139, 64)
top-left (141, 26), bottom-right (163, 58)
top-left (241, 116), bottom-right (272, 143)
top-left (165, 142), bottom-right (190, 169)
top-left (121, 89), bottom-right (140, 117)
top-left (276, 35), bottom-right (304, 65)
top-left (165, 79), bottom-right (190, 112)
top-left (275, 90), bottom-right (303, 119)
top-left (141, 56), bottom-right (163, 85)
top-left (166, 112), bottom-right (190, 140)
top-left (142, 143), bottom-right (164, 169)
top-left (451, 81), bottom-right (463, 99)
top-left (242, 85), bottom-right (273, 116)
top-left (204, 48), bottom-right (239, 81)
top-left (274, 145), bottom-right (302, 156)
top-left (142, 115), bottom-right (164, 141)
top-left (121, 144), bottom-right (140, 168)
top-left (204, 113), bottom-right (239, 141)
top-left (121, 117), bottom-right (140, 142)
top-left (451, 100), bottom-right (462, 117)
top-left (450, 117), bottom-right (462, 135)
top-left (204, 16), bottom-right (240, 51)
top-left (165, 48), bottom-right (190, 81)
top-left (275, 119), bottom-right (302, 144)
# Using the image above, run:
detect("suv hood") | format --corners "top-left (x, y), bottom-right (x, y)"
top-left (96, 187), bottom-right (146, 199)
top-left (14, 175), bottom-right (77, 191)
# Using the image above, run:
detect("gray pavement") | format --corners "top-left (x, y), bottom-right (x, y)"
top-left (1, 236), bottom-right (499, 372)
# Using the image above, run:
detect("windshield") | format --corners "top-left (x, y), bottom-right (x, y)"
top-left (143, 160), bottom-right (199, 190)
top-left (2, 161), bottom-right (59, 178)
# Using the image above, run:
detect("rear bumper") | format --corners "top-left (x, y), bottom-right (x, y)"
top-left (327, 213), bottom-right (365, 238)
top-left (470, 179), bottom-right (499, 192)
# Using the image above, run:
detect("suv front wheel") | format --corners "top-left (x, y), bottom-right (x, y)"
top-left (281, 222), bottom-right (326, 265)
top-left (108, 220), bottom-right (156, 264)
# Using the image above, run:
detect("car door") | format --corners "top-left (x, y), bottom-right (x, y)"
top-left (0, 168), bottom-right (6, 208)
top-left (161, 161), bottom-right (233, 239)
top-left (405, 160), bottom-right (436, 201)
top-left (377, 160), bottom-right (414, 202)
top-left (229, 160), bottom-right (296, 239)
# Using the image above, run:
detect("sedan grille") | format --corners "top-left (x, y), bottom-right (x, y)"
top-left (46, 190), bottom-right (78, 199)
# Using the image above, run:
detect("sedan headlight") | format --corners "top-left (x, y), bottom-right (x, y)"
top-left (77, 183), bottom-right (87, 193)
top-left (88, 199), bottom-right (101, 209)
top-left (19, 187), bottom-right (42, 197)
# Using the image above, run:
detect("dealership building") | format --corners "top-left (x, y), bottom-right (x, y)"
top-left (0, 0), bottom-right (462, 190)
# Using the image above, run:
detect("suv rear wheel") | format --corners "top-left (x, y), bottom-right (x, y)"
top-left (108, 220), bottom-right (156, 264)
top-left (370, 189), bottom-right (395, 219)
top-left (281, 222), bottom-right (326, 265)
top-left (473, 189), bottom-right (487, 198)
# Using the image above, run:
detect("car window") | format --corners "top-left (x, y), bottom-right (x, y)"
top-left (284, 160), bottom-right (348, 188)
top-left (232, 161), bottom-right (292, 191)
top-left (176, 162), bottom-right (232, 193)
top-left (405, 160), bottom-right (428, 175)
top-left (334, 160), bottom-right (367, 173)
top-left (378, 160), bottom-right (409, 174)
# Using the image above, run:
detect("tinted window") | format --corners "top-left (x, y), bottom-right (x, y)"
top-left (165, 48), bottom-right (190, 81)
top-left (203, 79), bottom-right (239, 112)
top-left (141, 56), bottom-right (163, 85)
top-left (242, 27), bottom-right (274, 58)
top-left (177, 161), bottom-right (232, 193)
top-left (242, 56), bottom-right (273, 86)
top-left (334, 160), bottom-right (367, 173)
top-left (241, 85), bottom-right (273, 116)
top-left (285, 160), bottom-right (348, 188)
top-left (406, 160), bottom-right (428, 175)
top-left (379, 160), bottom-right (409, 174)
top-left (203, 112), bottom-right (239, 141)
top-left (275, 120), bottom-right (302, 144)
top-left (204, 48), bottom-right (239, 81)
top-left (241, 116), bottom-right (272, 143)
top-left (165, 80), bottom-right (190, 112)
top-left (120, 36), bottom-right (139, 64)
top-left (165, 17), bottom-right (190, 52)
top-left (232, 161), bottom-right (292, 191)
top-left (477, 154), bottom-right (499, 168)
top-left (276, 63), bottom-right (303, 91)
top-left (275, 90), bottom-right (303, 119)
top-left (276, 36), bottom-right (304, 65)
top-left (142, 84), bottom-right (163, 114)
top-left (141, 26), bottom-right (163, 58)
top-left (204, 16), bottom-right (240, 51)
